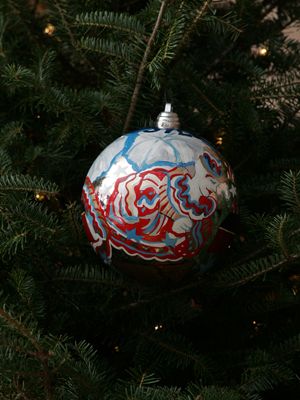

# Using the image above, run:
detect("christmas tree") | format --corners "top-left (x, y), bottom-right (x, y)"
top-left (1, 0), bottom-right (300, 398)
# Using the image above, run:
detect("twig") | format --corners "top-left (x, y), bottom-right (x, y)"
top-left (0, 308), bottom-right (53, 400)
top-left (234, 152), bottom-right (253, 171)
top-left (0, 308), bottom-right (44, 353)
top-left (278, 216), bottom-right (289, 259)
top-left (217, 255), bottom-right (300, 288)
top-left (112, 277), bottom-right (206, 312)
top-left (122, 0), bottom-right (170, 135)
top-left (53, 0), bottom-right (97, 73)
top-left (200, 42), bottom-right (236, 77)
top-left (13, 382), bottom-right (31, 400)
top-left (230, 245), bottom-right (268, 269)
top-left (187, 80), bottom-right (225, 116)
top-left (175, 0), bottom-right (213, 55)
top-left (0, 337), bottom-right (39, 358)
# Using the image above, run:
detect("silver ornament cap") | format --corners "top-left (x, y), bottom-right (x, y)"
top-left (156, 103), bottom-right (180, 129)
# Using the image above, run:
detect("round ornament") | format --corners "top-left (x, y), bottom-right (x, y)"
top-left (82, 105), bottom-right (238, 284)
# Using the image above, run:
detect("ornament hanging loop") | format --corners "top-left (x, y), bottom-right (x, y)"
top-left (156, 103), bottom-right (180, 129)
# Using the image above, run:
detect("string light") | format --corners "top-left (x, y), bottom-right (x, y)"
top-left (259, 46), bottom-right (268, 56)
top-left (44, 24), bottom-right (55, 35)
top-left (154, 325), bottom-right (163, 330)
top-left (253, 321), bottom-right (264, 332)
top-left (114, 346), bottom-right (119, 352)
top-left (35, 192), bottom-right (45, 201)
top-left (216, 137), bottom-right (223, 145)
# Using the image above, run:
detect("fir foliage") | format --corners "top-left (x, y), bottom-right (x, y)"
top-left (1, 0), bottom-right (300, 399)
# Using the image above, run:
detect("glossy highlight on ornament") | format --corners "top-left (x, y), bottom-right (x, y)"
top-left (82, 107), bottom-right (238, 284)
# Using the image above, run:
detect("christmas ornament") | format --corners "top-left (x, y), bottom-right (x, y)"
top-left (82, 104), bottom-right (238, 284)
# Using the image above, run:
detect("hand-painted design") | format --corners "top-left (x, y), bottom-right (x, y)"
top-left (82, 128), bottom-right (237, 265)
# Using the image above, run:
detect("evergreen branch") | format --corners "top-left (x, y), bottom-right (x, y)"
top-left (0, 308), bottom-right (43, 352)
top-left (214, 16), bottom-right (243, 36)
top-left (32, 254), bottom-right (82, 312)
top-left (253, 81), bottom-right (300, 97)
top-left (53, 0), bottom-right (75, 42)
top-left (147, 12), bottom-right (186, 76)
top-left (59, 371), bottom-right (103, 395)
top-left (278, 216), bottom-right (289, 259)
top-left (52, 265), bottom-right (129, 289)
top-left (163, 20), bottom-right (178, 60)
top-left (123, 367), bottom-right (160, 388)
top-left (227, 258), bottom-right (289, 286)
top-left (276, 106), bottom-right (300, 136)
top-left (139, 373), bottom-right (146, 388)
top-left (187, 383), bottom-right (242, 400)
top-left (0, 175), bottom-right (59, 196)
top-left (122, 0), bottom-right (170, 135)
top-left (3, 64), bottom-right (37, 87)
top-left (0, 337), bottom-right (39, 358)
top-left (7, 0), bottom-right (39, 47)
top-left (176, 62), bottom-right (227, 116)
top-left (144, 333), bottom-right (199, 364)
top-left (222, 57), bottom-right (265, 77)
top-left (203, 13), bottom-right (244, 41)
top-left (230, 226), bottom-right (300, 272)
top-left (4, 67), bottom-right (103, 139)
top-left (273, 334), bottom-right (300, 358)
top-left (0, 121), bottom-right (23, 148)
top-left (0, 228), bottom-right (27, 256)
top-left (0, 148), bottom-right (12, 175)
top-left (200, 42), bottom-right (236, 77)
top-left (79, 37), bottom-right (138, 65)
top-left (66, 203), bottom-right (80, 242)
top-left (280, 171), bottom-right (300, 213)
top-left (51, 122), bottom-right (70, 144)
top-left (265, 216), bottom-right (300, 258)
top-left (0, 390), bottom-right (9, 400)
top-left (47, 87), bottom-right (102, 137)
top-left (0, 308), bottom-right (53, 400)
top-left (112, 278), bottom-right (206, 312)
top-left (142, 332), bottom-right (215, 378)
top-left (239, 350), bottom-right (296, 394)
top-left (75, 11), bottom-right (145, 37)
top-left (175, 0), bottom-right (213, 55)
top-left (12, 384), bottom-right (30, 400)
top-left (52, 276), bottom-right (128, 287)
top-left (240, 174), bottom-right (282, 197)
top-left (8, 202), bottom-right (58, 240)
top-left (292, 175), bottom-right (300, 211)
top-left (253, 94), bottom-right (300, 101)
top-left (147, 22), bottom-right (175, 71)
top-left (213, 254), bottom-right (300, 288)
top-left (229, 245), bottom-right (268, 269)
top-left (189, 81), bottom-right (225, 116)
top-left (239, 369), bottom-right (281, 394)
top-left (53, 0), bottom-right (97, 73)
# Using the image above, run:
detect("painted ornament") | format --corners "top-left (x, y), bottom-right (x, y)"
top-left (82, 105), bottom-right (238, 284)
